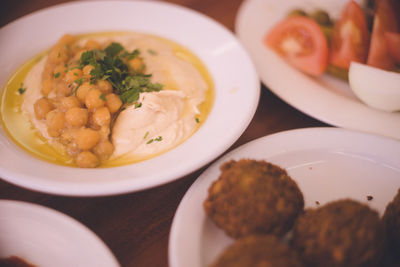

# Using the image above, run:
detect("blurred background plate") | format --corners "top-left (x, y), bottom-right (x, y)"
top-left (0, 200), bottom-right (119, 267)
top-left (235, 0), bottom-right (400, 140)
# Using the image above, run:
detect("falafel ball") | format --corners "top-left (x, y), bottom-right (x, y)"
top-left (211, 235), bottom-right (305, 267)
top-left (203, 159), bottom-right (304, 239)
top-left (383, 188), bottom-right (400, 261)
top-left (292, 199), bottom-right (385, 267)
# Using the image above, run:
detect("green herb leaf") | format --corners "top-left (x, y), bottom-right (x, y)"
top-left (99, 93), bottom-right (106, 101)
top-left (195, 117), bottom-right (200, 123)
top-left (105, 42), bottom-right (124, 57)
top-left (18, 83), bottom-right (27, 94)
top-left (143, 131), bottom-right (149, 139)
top-left (54, 72), bottom-right (60, 78)
top-left (134, 102), bottom-right (142, 108)
top-left (146, 139), bottom-right (154, 144)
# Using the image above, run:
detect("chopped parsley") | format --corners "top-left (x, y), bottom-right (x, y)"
top-left (54, 72), bottom-right (60, 78)
top-left (18, 83), bottom-right (27, 94)
top-left (77, 42), bottom-right (163, 104)
top-left (143, 131), bottom-right (149, 139)
top-left (195, 117), bottom-right (200, 123)
top-left (99, 93), bottom-right (106, 101)
top-left (70, 77), bottom-right (85, 95)
top-left (146, 136), bottom-right (162, 144)
top-left (134, 102), bottom-right (142, 109)
top-left (146, 139), bottom-right (154, 144)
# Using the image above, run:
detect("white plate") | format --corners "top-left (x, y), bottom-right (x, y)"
top-left (0, 1), bottom-right (259, 196)
top-left (0, 200), bottom-right (119, 267)
top-left (235, 0), bottom-right (400, 140)
top-left (169, 127), bottom-right (400, 267)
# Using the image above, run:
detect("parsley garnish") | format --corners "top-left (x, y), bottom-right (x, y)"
top-left (70, 77), bottom-right (85, 96)
top-left (146, 139), bottom-right (154, 144)
top-left (18, 83), bottom-right (27, 94)
top-left (143, 131), bottom-right (149, 139)
top-left (146, 136), bottom-right (162, 144)
top-left (134, 102), bottom-right (142, 109)
top-left (54, 72), bottom-right (60, 78)
top-left (77, 42), bottom-right (163, 105)
top-left (99, 93), bottom-right (106, 101)
top-left (195, 117), bottom-right (200, 123)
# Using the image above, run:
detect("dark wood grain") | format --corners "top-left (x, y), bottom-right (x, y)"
top-left (0, 1), bottom-right (328, 266)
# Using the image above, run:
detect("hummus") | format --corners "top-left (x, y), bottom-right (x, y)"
top-left (17, 32), bottom-right (212, 167)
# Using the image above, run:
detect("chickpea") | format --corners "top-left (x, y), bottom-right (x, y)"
top-left (41, 78), bottom-right (53, 96)
top-left (85, 88), bottom-right (105, 110)
top-left (48, 46), bottom-right (69, 64)
top-left (98, 125), bottom-right (110, 141)
top-left (46, 110), bottom-right (65, 137)
top-left (84, 39), bottom-right (101, 50)
top-left (96, 80), bottom-right (113, 94)
top-left (34, 98), bottom-right (54, 120)
top-left (60, 128), bottom-right (78, 145)
top-left (65, 107), bottom-right (88, 127)
top-left (76, 82), bottom-right (93, 103)
top-left (54, 81), bottom-right (72, 97)
top-left (75, 151), bottom-right (99, 168)
top-left (72, 50), bottom-right (86, 62)
top-left (42, 63), bottom-right (54, 80)
top-left (53, 64), bottom-right (66, 79)
top-left (58, 34), bottom-right (76, 47)
top-left (93, 140), bottom-right (114, 161)
top-left (58, 96), bottom-right (81, 111)
top-left (75, 127), bottom-right (100, 150)
top-left (92, 106), bottom-right (111, 127)
top-left (64, 68), bottom-right (83, 84)
top-left (128, 57), bottom-right (144, 72)
top-left (105, 93), bottom-right (122, 113)
top-left (82, 65), bottom-right (94, 79)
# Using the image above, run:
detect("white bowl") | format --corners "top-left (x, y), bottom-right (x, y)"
top-left (0, 200), bottom-right (119, 267)
top-left (0, 1), bottom-right (260, 196)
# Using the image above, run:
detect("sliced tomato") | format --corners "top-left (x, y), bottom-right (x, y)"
top-left (264, 16), bottom-right (328, 76)
top-left (367, 0), bottom-right (399, 70)
top-left (385, 32), bottom-right (400, 63)
top-left (329, 0), bottom-right (370, 69)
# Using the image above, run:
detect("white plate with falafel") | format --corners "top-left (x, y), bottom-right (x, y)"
top-left (169, 127), bottom-right (400, 267)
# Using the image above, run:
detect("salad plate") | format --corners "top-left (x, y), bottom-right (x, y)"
top-left (235, 0), bottom-right (400, 140)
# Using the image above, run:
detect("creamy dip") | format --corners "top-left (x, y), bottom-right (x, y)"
top-left (4, 32), bottom-right (213, 167)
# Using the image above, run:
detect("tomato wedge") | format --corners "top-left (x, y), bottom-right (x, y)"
top-left (385, 32), bottom-right (400, 64)
top-left (329, 0), bottom-right (370, 69)
top-left (264, 16), bottom-right (328, 76)
top-left (367, 0), bottom-right (399, 70)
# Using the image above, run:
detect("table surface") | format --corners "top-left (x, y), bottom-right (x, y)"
top-left (0, 0), bottom-right (328, 266)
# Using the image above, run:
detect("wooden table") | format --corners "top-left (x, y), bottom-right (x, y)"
top-left (0, 1), bottom-right (328, 266)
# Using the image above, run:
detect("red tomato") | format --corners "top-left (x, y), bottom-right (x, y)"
top-left (329, 0), bottom-right (370, 69)
top-left (264, 16), bottom-right (328, 76)
top-left (367, 0), bottom-right (399, 70)
top-left (385, 32), bottom-right (400, 63)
